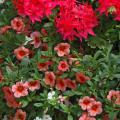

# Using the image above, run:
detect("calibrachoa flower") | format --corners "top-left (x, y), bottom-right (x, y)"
top-left (25, 80), bottom-right (40, 91)
top-left (45, 72), bottom-right (56, 87)
top-left (12, 82), bottom-right (28, 98)
top-left (2, 87), bottom-right (20, 108)
top-left (13, 109), bottom-right (26, 120)
top-left (79, 112), bottom-right (96, 120)
top-left (79, 96), bottom-right (95, 110)
top-left (30, 31), bottom-right (41, 48)
top-left (107, 90), bottom-right (120, 105)
top-left (58, 60), bottom-right (69, 72)
top-left (37, 62), bottom-right (51, 71)
top-left (54, 43), bottom-right (70, 57)
top-left (98, 0), bottom-right (120, 21)
top-left (88, 101), bottom-right (102, 116)
top-left (76, 72), bottom-right (90, 84)
top-left (65, 78), bottom-right (76, 90)
top-left (55, 1), bottom-right (98, 41)
top-left (0, 25), bottom-right (11, 34)
top-left (14, 46), bottom-right (30, 61)
top-left (56, 78), bottom-right (66, 91)
top-left (11, 17), bottom-right (25, 33)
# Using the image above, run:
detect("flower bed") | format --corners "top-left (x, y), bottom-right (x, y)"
top-left (0, 0), bottom-right (120, 120)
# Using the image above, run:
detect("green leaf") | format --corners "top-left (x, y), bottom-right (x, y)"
top-left (68, 114), bottom-right (73, 120)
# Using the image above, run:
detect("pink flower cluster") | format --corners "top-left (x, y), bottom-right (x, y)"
top-left (13, 0), bottom-right (59, 23)
top-left (107, 90), bottom-right (120, 105)
top-left (55, 0), bottom-right (98, 41)
top-left (98, 0), bottom-right (120, 21)
top-left (12, 80), bottom-right (40, 98)
top-left (79, 96), bottom-right (102, 120)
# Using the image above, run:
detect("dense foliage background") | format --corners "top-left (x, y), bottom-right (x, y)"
top-left (0, 0), bottom-right (120, 120)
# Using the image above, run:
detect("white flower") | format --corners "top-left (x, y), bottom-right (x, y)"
top-left (47, 91), bottom-right (55, 100)
top-left (43, 115), bottom-right (52, 120)
top-left (34, 117), bottom-right (42, 120)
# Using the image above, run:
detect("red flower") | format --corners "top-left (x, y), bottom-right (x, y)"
top-left (56, 78), bottom-right (66, 91)
top-left (12, 82), bottom-right (28, 98)
top-left (98, 0), bottom-right (120, 21)
top-left (55, 1), bottom-right (98, 41)
top-left (25, 80), bottom-right (40, 91)
top-left (30, 31), bottom-right (41, 48)
top-left (65, 78), bottom-right (76, 90)
top-left (0, 26), bottom-right (11, 34)
top-left (58, 60), bottom-right (69, 72)
top-left (76, 72), bottom-right (90, 84)
top-left (2, 87), bottom-right (20, 108)
top-left (54, 43), bottom-right (70, 57)
top-left (37, 62), bottom-right (50, 71)
top-left (14, 109), bottom-right (26, 120)
top-left (41, 28), bottom-right (48, 36)
top-left (14, 46), bottom-right (30, 61)
top-left (11, 17), bottom-right (25, 33)
top-left (88, 101), bottom-right (102, 116)
top-left (45, 72), bottom-right (56, 87)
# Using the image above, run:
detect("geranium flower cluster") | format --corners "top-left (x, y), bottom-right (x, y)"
top-left (55, 0), bottom-right (98, 41)
top-left (79, 96), bottom-right (103, 120)
top-left (13, 0), bottom-right (60, 23)
top-left (98, 0), bottom-right (120, 21)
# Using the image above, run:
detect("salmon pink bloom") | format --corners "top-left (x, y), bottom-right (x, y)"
top-left (58, 60), bottom-right (69, 72)
top-left (2, 87), bottom-right (20, 108)
top-left (56, 78), bottom-right (66, 91)
top-left (54, 43), bottom-right (70, 57)
top-left (14, 46), bottom-right (30, 61)
top-left (45, 72), bottom-right (56, 87)
top-left (79, 112), bottom-right (96, 120)
top-left (25, 80), bottom-right (40, 91)
top-left (65, 79), bottom-right (76, 90)
top-left (88, 101), bottom-right (102, 116)
top-left (30, 31), bottom-right (41, 48)
top-left (37, 62), bottom-right (50, 71)
top-left (98, 0), bottom-right (120, 21)
top-left (12, 82), bottom-right (28, 98)
top-left (11, 17), bottom-right (24, 33)
top-left (0, 25), bottom-right (11, 34)
top-left (107, 90), bottom-right (120, 105)
top-left (14, 109), bottom-right (26, 120)
top-left (79, 96), bottom-right (95, 110)
top-left (76, 72), bottom-right (90, 84)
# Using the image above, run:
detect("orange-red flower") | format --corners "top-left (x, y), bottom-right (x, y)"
top-left (54, 43), bottom-right (70, 57)
top-left (11, 17), bottom-right (25, 33)
top-left (14, 109), bottom-right (26, 120)
top-left (2, 87), bottom-right (20, 108)
top-left (65, 78), bottom-right (76, 90)
top-left (88, 101), bottom-right (102, 116)
top-left (56, 78), bottom-right (66, 91)
top-left (45, 72), bottom-right (56, 87)
top-left (76, 72), bottom-right (90, 84)
top-left (14, 46), bottom-right (30, 61)
top-left (37, 62), bottom-right (50, 71)
top-left (12, 82), bottom-right (28, 98)
top-left (58, 60), bottom-right (69, 72)
top-left (79, 96), bottom-right (95, 110)
top-left (25, 80), bottom-right (40, 91)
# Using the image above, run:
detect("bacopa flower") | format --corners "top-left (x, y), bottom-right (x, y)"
top-left (58, 60), bottom-right (69, 72)
top-left (56, 78), bottom-right (66, 91)
top-left (54, 43), bottom-right (70, 57)
top-left (79, 112), bottom-right (96, 120)
top-left (76, 72), bottom-right (90, 84)
top-left (65, 78), bottom-right (76, 90)
top-left (30, 31), bottom-right (41, 48)
top-left (98, 0), bottom-right (120, 21)
top-left (2, 87), bottom-right (20, 108)
top-left (12, 82), bottom-right (28, 98)
top-left (45, 72), bottom-right (56, 87)
top-left (107, 90), bottom-right (120, 105)
top-left (25, 80), bottom-right (40, 91)
top-left (14, 46), bottom-right (30, 61)
top-left (55, 1), bottom-right (98, 41)
top-left (88, 101), bottom-right (102, 116)
top-left (11, 17), bottom-right (25, 33)
top-left (14, 109), bottom-right (26, 120)
top-left (79, 96), bottom-right (95, 110)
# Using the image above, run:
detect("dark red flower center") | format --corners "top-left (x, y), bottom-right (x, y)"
top-left (19, 50), bottom-right (26, 56)
top-left (17, 85), bottom-right (24, 92)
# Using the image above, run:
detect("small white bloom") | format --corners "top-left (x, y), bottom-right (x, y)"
top-left (34, 117), bottom-right (42, 120)
top-left (47, 91), bottom-right (55, 100)
top-left (43, 115), bottom-right (52, 120)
